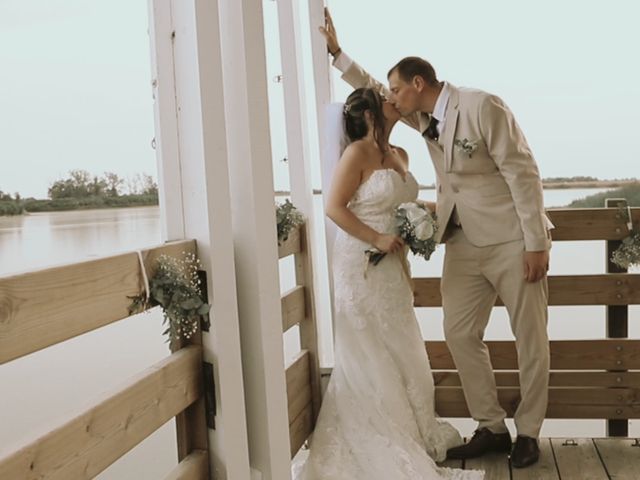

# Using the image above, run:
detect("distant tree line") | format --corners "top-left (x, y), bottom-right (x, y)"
top-left (0, 170), bottom-right (159, 216)
top-left (542, 176), bottom-right (600, 183)
top-left (542, 176), bottom-right (638, 184)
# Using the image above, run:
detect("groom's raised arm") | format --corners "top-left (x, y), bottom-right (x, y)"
top-left (320, 8), bottom-right (421, 132)
top-left (332, 52), bottom-right (422, 132)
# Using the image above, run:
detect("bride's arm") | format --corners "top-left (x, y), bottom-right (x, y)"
top-left (319, 8), bottom-right (422, 132)
top-left (326, 145), bottom-right (403, 254)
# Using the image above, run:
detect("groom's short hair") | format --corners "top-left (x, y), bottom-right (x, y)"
top-left (388, 57), bottom-right (439, 86)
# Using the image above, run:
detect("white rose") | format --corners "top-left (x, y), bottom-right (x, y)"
top-left (403, 204), bottom-right (425, 223)
top-left (414, 220), bottom-right (434, 241)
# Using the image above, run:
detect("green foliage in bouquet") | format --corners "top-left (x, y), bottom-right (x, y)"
top-left (366, 202), bottom-right (438, 265)
top-left (611, 206), bottom-right (640, 269)
top-left (276, 199), bottom-right (305, 244)
top-left (129, 252), bottom-right (211, 344)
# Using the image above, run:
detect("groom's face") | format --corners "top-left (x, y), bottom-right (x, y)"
top-left (388, 71), bottom-right (420, 116)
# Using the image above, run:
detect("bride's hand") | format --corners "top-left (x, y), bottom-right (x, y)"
top-left (374, 234), bottom-right (404, 254)
top-left (415, 199), bottom-right (436, 213)
top-left (318, 7), bottom-right (341, 56)
top-left (423, 201), bottom-right (436, 213)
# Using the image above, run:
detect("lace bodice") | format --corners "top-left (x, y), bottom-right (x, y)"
top-left (346, 168), bottom-right (418, 233)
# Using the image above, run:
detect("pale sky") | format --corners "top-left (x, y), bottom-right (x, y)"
top-left (1, 0), bottom-right (639, 198)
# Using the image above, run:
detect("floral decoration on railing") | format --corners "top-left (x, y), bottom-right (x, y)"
top-left (276, 199), bottom-right (304, 245)
top-left (611, 205), bottom-right (640, 269)
top-left (129, 251), bottom-right (211, 344)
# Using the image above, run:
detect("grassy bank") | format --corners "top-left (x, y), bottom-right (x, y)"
top-left (566, 183), bottom-right (640, 208)
top-left (0, 194), bottom-right (158, 216)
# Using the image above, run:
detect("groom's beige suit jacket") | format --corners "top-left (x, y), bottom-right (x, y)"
top-left (337, 56), bottom-right (551, 252)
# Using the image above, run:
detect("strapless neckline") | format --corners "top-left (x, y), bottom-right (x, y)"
top-left (361, 168), bottom-right (412, 188)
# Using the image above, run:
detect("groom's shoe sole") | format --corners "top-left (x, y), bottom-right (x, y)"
top-left (446, 428), bottom-right (512, 460)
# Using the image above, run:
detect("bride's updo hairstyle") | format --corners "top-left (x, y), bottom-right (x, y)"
top-left (343, 87), bottom-right (387, 153)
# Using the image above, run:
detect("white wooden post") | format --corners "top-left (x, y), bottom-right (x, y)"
top-left (218, 0), bottom-right (292, 479)
top-left (148, 0), bottom-right (252, 479)
top-left (148, 0), bottom-right (184, 241)
top-left (276, 0), bottom-right (323, 415)
top-left (306, 0), bottom-right (338, 344)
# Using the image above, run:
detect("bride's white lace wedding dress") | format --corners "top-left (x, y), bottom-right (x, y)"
top-left (297, 169), bottom-right (483, 480)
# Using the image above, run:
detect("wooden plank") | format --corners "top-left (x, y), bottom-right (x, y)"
top-left (551, 438), bottom-right (608, 480)
top-left (164, 449), bottom-right (208, 480)
top-left (548, 274), bottom-right (640, 306)
top-left (511, 438), bottom-right (559, 480)
top-left (172, 333), bottom-right (208, 463)
top-left (434, 387), bottom-right (640, 418)
top-left (465, 452), bottom-right (510, 480)
top-left (295, 225), bottom-right (323, 424)
top-left (426, 340), bottom-right (640, 370)
top-left (0, 346), bottom-right (202, 480)
top-left (433, 371), bottom-right (640, 388)
top-left (414, 274), bottom-right (640, 307)
top-left (0, 240), bottom-right (196, 365)
top-left (286, 350), bottom-right (311, 423)
top-left (593, 438), bottom-right (640, 480)
top-left (278, 225), bottom-right (301, 259)
top-left (289, 402), bottom-right (313, 459)
top-left (546, 207), bottom-right (639, 241)
top-left (281, 286), bottom-right (306, 333)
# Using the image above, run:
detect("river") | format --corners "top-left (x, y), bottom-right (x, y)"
top-left (1, 189), bottom-right (637, 478)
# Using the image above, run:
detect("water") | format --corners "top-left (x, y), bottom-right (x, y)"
top-left (1, 191), bottom-right (638, 478)
top-left (0, 207), bottom-right (174, 479)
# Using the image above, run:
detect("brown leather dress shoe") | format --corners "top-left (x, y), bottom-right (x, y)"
top-left (446, 427), bottom-right (512, 460)
top-left (510, 435), bottom-right (540, 468)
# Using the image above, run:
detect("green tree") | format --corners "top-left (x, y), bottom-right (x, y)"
top-left (141, 173), bottom-right (158, 196)
top-left (103, 172), bottom-right (123, 197)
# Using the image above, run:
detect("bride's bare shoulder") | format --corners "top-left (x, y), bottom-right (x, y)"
top-left (341, 140), bottom-right (371, 164)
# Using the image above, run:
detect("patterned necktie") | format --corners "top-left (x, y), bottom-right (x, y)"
top-left (425, 116), bottom-right (439, 141)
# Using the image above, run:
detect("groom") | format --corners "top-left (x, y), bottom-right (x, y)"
top-left (321, 10), bottom-right (551, 469)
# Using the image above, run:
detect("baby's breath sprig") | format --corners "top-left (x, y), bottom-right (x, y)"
top-left (129, 251), bottom-right (211, 344)
top-left (276, 199), bottom-right (305, 245)
top-left (611, 205), bottom-right (640, 269)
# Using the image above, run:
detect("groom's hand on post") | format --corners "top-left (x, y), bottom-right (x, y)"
top-left (523, 250), bottom-right (549, 283)
top-left (319, 7), bottom-right (341, 57)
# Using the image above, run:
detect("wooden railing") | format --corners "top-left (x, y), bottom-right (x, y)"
top-left (414, 206), bottom-right (640, 430)
top-left (278, 223), bottom-right (322, 458)
top-left (0, 240), bottom-right (209, 479)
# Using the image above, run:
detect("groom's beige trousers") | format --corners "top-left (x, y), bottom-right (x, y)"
top-left (441, 227), bottom-right (550, 438)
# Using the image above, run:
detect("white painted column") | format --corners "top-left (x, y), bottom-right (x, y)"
top-left (277, 0), bottom-right (315, 214)
top-left (148, 1), bottom-right (252, 479)
top-left (305, 0), bottom-right (338, 345)
top-left (218, 0), bottom-right (292, 479)
top-left (148, 0), bottom-right (184, 241)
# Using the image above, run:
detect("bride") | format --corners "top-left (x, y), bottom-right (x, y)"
top-left (296, 86), bottom-right (483, 479)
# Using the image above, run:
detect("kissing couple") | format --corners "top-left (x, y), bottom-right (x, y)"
top-left (296, 8), bottom-right (552, 480)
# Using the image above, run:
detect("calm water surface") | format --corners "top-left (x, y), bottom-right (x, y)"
top-left (1, 191), bottom-right (638, 478)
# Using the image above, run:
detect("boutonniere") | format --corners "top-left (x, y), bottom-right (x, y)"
top-left (454, 138), bottom-right (478, 157)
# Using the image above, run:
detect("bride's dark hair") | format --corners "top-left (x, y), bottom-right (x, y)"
top-left (343, 88), bottom-right (387, 154)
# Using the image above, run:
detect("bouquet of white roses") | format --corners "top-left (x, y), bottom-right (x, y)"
top-left (366, 202), bottom-right (438, 265)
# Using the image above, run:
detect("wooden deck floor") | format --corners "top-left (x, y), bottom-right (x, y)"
top-left (439, 438), bottom-right (640, 480)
